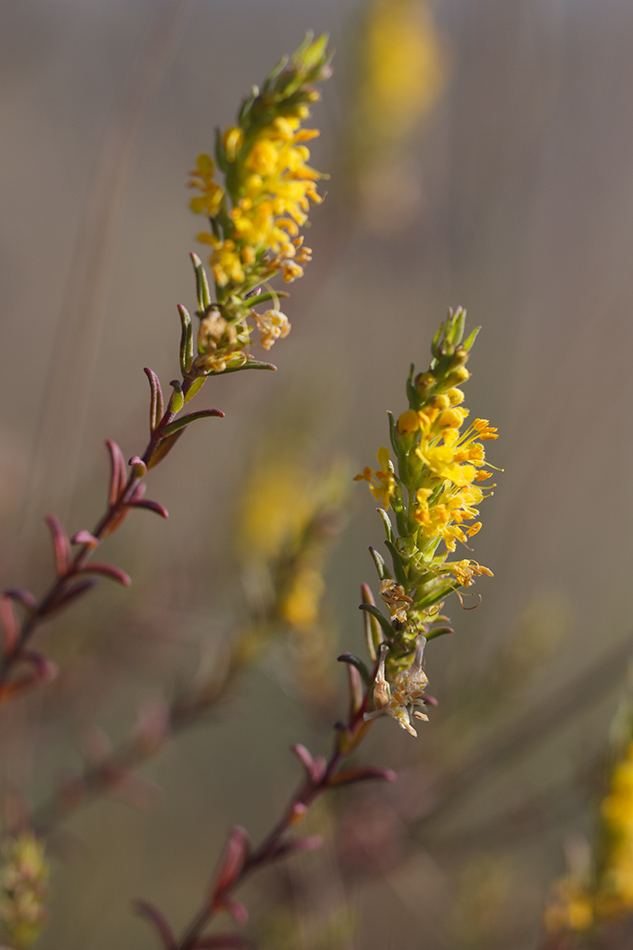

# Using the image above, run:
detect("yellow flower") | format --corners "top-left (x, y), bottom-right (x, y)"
top-left (354, 447), bottom-right (395, 507)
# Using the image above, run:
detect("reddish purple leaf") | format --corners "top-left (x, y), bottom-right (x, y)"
top-left (271, 834), bottom-right (323, 859)
top-left (213, 827), bottom-right (250, 895)
top-left (291, 743), bottom-right (317, 778)
top-left (146, 430), bottom-right (185, 469)
top-left (4, 588), bottom-right (37, 611)
top-left (0, 595), bottom-right (19, 654)
top-left (130, 481), bottom-right (147, 502)
top-left (106, 440), bottom-right (127, 506)
top-left (21, 651), bottom-right (58, 683)
top-left (326, 766), bottom-right (397, 788)
top-left (123, 499), bottom-right (169, 519)
top-left (144, 367), bottom-right (165, 433)
top-left (45, 514), bottom-right (71, 576)
top-left (51, 579), bottom-right (98, 611)
top-left (217, 898), bottom-right (248, 925)
top-left (133, 899), bottom-right (176, 949)
top-left (81, 563), bottom-right (131, 587)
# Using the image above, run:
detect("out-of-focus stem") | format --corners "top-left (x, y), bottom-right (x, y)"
top-left (0, 376), bottom-right (201, 690)
top-left (174, 680), bottom-right (376, 950)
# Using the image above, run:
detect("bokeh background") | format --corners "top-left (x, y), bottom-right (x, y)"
top-left (3, 0), bottom-right (633, 947)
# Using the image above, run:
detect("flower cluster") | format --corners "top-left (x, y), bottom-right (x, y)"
top-left (545, 737), bottom-right (633, 935)
top-left (188, 34), bottom-right (331, 373)
top-left (354, 309), bottom-right (498, 736)
top-left (0, 834), bottom-right (49, 950)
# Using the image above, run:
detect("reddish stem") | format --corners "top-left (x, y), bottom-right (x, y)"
top-left (0, 376), bottom-right (199, 690)
top-left (174, 680), bottom-right (376, 950)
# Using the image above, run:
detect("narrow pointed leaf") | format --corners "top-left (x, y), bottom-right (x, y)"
top-left (123, 499), bottom-right (169, 519)
top-left (377, 508), bottom-right (395, 546)
top-left (184, 376), bottom-right (206, 404)
top-left (359, 603), bottom-right (393, 639)
top-left (147, 430), bottom-right (185, 469)
top-left (327, 766), bottom-right (397, 788)
top-left (106, 439), bottom-right (127, 505)
top-left (384, 540), bottom-right (408, 586)
top-left (463, 325), bottom-right (481, 352)
top-left (214, 826), bottom-right (250, 895)
top-left (80, 564), bottom-right (131, 587)
top-left (369, 546), bottom-right (390, 581)
top-left (246, 290), bottom-right (289, 306)
top-left (220, 358), bottom-right (276, 374)
top-left (0, 596), bottom-right (19, 654)
top-left (177, 304), bottom-right (194, 373)
top-left (191, 252), bottom-right (211, 311)
top-left (346, 662), bottom-right (363, 716)
top-left (291, 743), bottom-right (318, 780)
top-left (45, 514), bottom-right (72, 576)
top-left (51, 579), bottom-right (98, 611)
top-left (337, 652), bottom-right (372, 686)
top-left (425, 625), bottom-right (453, 642)
top-left (133, 900), bottom-right (176, 949)
top-left (161, 409), bottom-right (224, 438)
top-left (387, 410), bottom-right (400, 457)
top-left (4, 589), bottom-right (37, 612)
top-left (144, 368), bottom-right (164, 432)
top-left (21, 650), bottom-right (57, 683)
top-left (361, 583), bottom-right (381, 660)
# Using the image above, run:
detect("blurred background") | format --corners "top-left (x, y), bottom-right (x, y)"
top-left (3, 0), bottom-right (633, 947)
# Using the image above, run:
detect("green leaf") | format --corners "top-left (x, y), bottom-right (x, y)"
top-left (177, 304), bottom-right (194, 374)
top-left (183, 376), bottom-right (206, 404)
top-left (169, 380), bottom-right (184, 414)
top-left (463, 325), bottom-right (481, 352)
top-left (425, 625), bottom-right (453, 642)
top-left (377, 508), bottom-right (395, 545)
top-left (387, 410), bottom-right (399, 457)
top-left (452, 307), bottom-right (466, 345)
top-left (337, 653), bottom-right (372, 686)
top-left (385, 540), bottom-right (408, 587)
top-left (219, 358), bottom-right (277, 374)
top-left (369, 546), bottom-right (391, 580)
top-left (161, 409), bottom-right (224, 438)
top-left (190, 253), bottom-right (211, 311)
top-left (147, 430), bottom-right (184, 469)
top-left (359, 603), bottom-right (393, 640)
